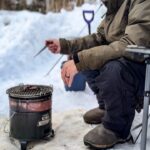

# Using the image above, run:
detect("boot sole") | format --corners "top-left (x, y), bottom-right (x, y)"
top-left (84, 136), bottom-right (131, 150)
top-left (84, 120), bottom-right (102, 125)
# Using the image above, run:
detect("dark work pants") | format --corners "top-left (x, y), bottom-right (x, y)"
top-left (82, 58), bottom-right (146, 139)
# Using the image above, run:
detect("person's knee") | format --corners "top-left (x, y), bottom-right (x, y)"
top-left (81, 70), bottom-right (100, 94)
top-left (81, 70), bottom-right (99, 79)
top-left (96, 60), bottom-right (122, 84)
top-left (102, 60), bottom-right (122, 74)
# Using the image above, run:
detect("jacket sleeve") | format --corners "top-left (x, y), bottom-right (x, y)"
top-left (74, 1), bottom-right (150, 71)
top-left (59, 21), bottom-right (107, 55)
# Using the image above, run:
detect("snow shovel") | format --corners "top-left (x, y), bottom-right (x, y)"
top-left (83, 10), bottom-right (95, 35)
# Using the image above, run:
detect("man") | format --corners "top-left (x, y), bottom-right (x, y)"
top-left (46, 0), bottom-right (150, 149)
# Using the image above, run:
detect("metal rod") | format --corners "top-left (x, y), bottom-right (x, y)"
top-left (140, 63), bottom-right (150, 150)
top-left (88, 24), bottom-right (91, 35)
top-left (34, 45), bottom-right (47, 58)
top-left (44, 55), bottom-right (64, 77)
top-left (132, 114), bottom-right (150, 131)
top-left (4, 112), bottom-right (16, 133)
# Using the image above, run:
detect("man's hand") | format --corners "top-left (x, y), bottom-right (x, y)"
top-left (46, 39), bottom-right (61, 54)
top-left (61, 60), bottom-right (78, 87)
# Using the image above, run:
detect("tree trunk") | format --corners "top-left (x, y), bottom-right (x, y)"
top-left (46, 0), bottom-right (50, 12)
top-left (21, 0), bottom-right (27, 9)
top-left (76, 0), bottom-right (84, 6)
top-left (0, 0), bottom-right (7, 9)
top-left (49, 0), bottom-right (56, 12)
top-left (63, 0), bottom-right (74, 11)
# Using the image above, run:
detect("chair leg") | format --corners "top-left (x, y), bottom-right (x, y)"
top-left (140, 64), bottom-right (150, 150)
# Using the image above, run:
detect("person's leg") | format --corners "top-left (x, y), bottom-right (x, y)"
top-left (81, 70), bottom-right (105, 124)
top-left (84, 58), bottom-right (146, 148)
top-left (82, 70), bottom-right (105, 109)
top-left (100, 58), bottom-right (145, 138)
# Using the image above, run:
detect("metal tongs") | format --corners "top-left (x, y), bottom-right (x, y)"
top-left (33, 41), bottom-right (64, 76)
top-left (34, 45), bottom-right (47, 58)
top-left (34, 41), bottom-right (51, 58)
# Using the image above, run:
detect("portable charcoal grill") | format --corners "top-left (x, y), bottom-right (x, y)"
top-left (6, 84), bottom-right (54, 150)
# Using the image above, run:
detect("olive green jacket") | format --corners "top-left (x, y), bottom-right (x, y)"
top-left (59, 0), bottom-right (150, 71)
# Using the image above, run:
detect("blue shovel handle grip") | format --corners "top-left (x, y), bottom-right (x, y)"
top-left (83, 10), bottom-right (95, 24)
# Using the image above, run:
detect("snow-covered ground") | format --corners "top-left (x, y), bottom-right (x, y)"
top-left (0, 2), bottom-right (150, 150)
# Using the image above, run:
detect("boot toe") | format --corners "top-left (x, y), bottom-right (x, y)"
top-left (83, 108), bottom-right (105, 124)
top-left (84, 124), bottom-right (122, 149)
top-left (84, 127), bottom-right (100, 145)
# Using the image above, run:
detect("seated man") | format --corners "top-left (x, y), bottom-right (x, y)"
top-left (46, 0), bottom-right (150, 149)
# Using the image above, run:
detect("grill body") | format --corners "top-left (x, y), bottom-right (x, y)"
top-left (7, 84), bottom-right (54, 150)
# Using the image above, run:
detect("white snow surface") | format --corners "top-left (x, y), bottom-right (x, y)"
top-left (0, 2), bottom-right (150, 150)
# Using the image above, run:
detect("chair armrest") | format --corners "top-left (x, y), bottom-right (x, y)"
top-left (126, 45), bottom-right (150, 61)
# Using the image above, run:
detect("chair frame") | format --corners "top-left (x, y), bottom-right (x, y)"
top-left (126, 45), bottom-right (150, 150)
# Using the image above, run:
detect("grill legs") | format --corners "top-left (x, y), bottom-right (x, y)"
top-left (20, 141), bottom-right (28, 150)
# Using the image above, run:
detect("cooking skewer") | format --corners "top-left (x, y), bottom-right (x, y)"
top-left (33, 41), bottom-right (64, 76)
top-left (44, 55), bottom-right (64, 77)
top-left (34, 41), bottom-right (53, 58)
top-left (34, 45), bottom-right (47, 58)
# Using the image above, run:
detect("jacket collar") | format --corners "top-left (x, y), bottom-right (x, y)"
top-left (102, 0), bottom-right (125, 14)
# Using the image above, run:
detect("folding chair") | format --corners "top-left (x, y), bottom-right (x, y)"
top-left (126, 45), bottom-right (150, 150)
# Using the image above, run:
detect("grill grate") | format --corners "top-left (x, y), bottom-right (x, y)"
top-left (7, 84), bottom-right (53, 99)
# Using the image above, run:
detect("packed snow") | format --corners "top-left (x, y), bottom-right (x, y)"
top-left (0, 2), bottom-right (150, 150)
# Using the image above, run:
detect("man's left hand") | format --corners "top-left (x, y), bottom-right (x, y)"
top-left (61, 60), bottom-right (78, 87)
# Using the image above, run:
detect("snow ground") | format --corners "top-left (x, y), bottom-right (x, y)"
top-left (0, 110), bottom-right (150, 150)
top-left (0, 2), bottom-right (150, 150)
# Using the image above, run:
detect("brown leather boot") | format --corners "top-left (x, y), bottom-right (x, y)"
top-left (84, 124), bottom-right (130, 149)
top-left (83, 108), bottom-right (105, 124)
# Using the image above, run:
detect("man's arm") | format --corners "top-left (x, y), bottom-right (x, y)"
top-left (59, 21), bottom-right (107, 55)
top-left (73, 1), bottom-right (150, 71)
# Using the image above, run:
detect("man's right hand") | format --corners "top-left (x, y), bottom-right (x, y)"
top-left (46, 39), bottom-right (61, 54)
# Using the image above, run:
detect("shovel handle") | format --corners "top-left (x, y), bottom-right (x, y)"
top-left (83, 10), bottom-right (94, 24)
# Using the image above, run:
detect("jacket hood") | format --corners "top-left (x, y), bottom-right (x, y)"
top-left (102, 0), bottom-right (125, 14)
